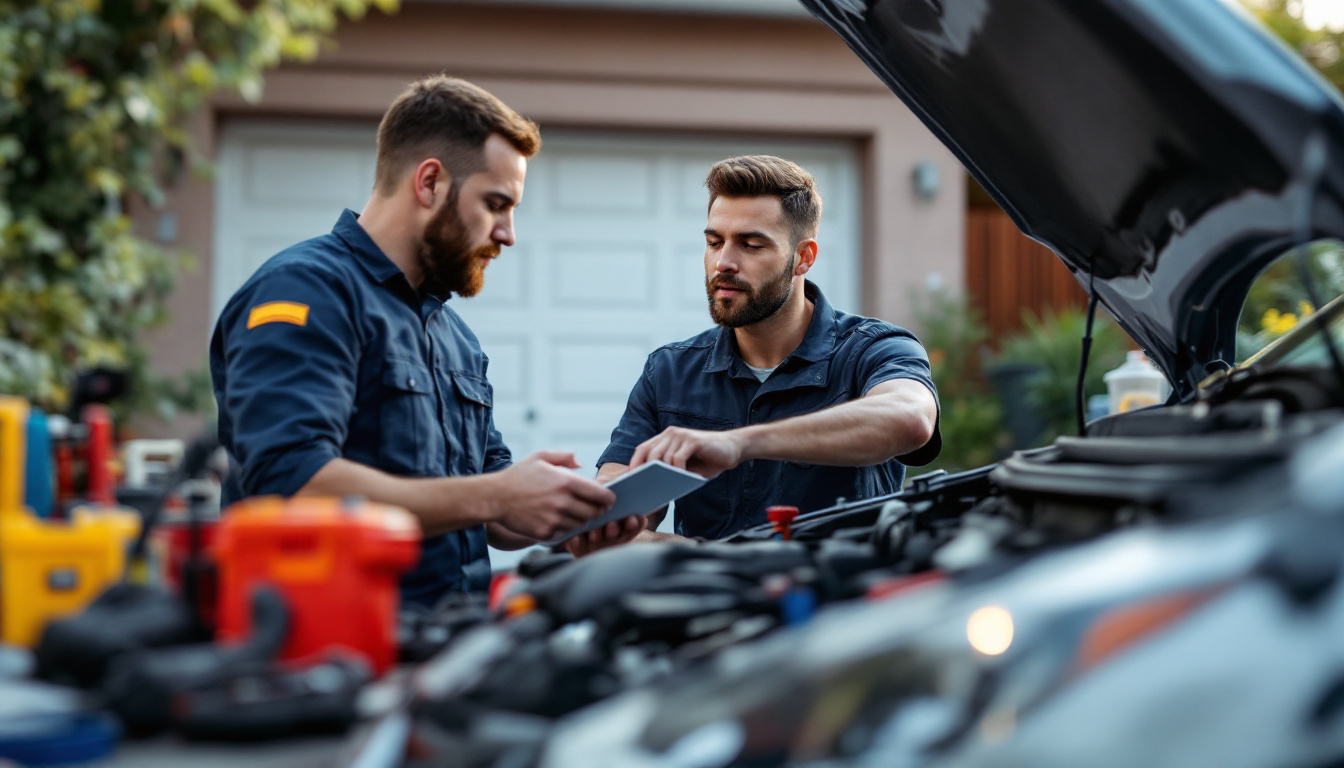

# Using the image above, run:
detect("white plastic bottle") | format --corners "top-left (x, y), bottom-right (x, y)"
top-left (1103, 351), bottom-right (1171, 415)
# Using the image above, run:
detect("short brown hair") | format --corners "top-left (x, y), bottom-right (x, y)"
top-left (375, 75), bottom-right (541, 194)
top-left (705, 155), bottom-right (822, 245)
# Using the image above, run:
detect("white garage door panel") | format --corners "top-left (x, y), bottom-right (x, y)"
top-left (215, 124), bottom-right (861, 568)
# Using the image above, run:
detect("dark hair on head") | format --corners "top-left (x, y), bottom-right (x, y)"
top-left (705, 155), bottom-right (822, 245)
top-left (375, 74), bottom-right (541, 195)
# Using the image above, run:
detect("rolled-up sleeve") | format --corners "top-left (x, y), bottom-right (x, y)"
top-left (483, 414), bottom-right (512, 474)
top-left (597, 358), bottom-right (662, 467)
top-left (855, 327), bottom-right (942, 467)
top-left (217, 266), bottom-right (360, 497)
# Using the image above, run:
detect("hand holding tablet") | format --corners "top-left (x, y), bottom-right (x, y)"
top-left (545, 461), bottom-right (706, 546)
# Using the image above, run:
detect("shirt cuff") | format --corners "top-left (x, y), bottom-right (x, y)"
top-left (597, 444), bottom-right (637, 468)
top-left (239, 445), bottom-right (339, 499)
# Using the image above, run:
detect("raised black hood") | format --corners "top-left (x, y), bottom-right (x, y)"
top-left (803, 0), bottom-right (1344, 397)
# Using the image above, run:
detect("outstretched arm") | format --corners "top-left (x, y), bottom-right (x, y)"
top-left (629, 378), bottom-right (937, 477)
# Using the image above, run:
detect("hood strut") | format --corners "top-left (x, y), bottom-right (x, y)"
top-left (1076, 267), bottom-right (1099, 437)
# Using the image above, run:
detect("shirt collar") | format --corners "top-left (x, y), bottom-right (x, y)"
top-left (332, 209), bottom-right (404, 285)
top-left (706, 280), bottom-right (838, 373)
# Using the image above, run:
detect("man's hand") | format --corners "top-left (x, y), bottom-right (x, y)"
top-left (485, 451), bottom-right (616, 541)
top-left (629, 427), bottom-right (744, 478)
top-left (563, 515), bottom-right (645, 558)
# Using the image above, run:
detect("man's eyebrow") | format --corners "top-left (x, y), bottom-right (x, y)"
top-left (704, 228), bottom-right (722, 237)
top-left (734, 231), bottom-right (774, 242)
top-left (488, 191), bottom-right (517, 208)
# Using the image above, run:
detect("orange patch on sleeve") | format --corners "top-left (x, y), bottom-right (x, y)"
top-left (247, 301), bottom-right (310, 329)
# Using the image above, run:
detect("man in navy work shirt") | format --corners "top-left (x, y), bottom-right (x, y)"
top-left (568, 155), bottom-right (940, 554)
top-left (211, 76), bottom-right (617, 604)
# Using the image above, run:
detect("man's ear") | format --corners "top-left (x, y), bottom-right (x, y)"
top-left (794, 239), bottom-right (818, 275)
top-left (411, 159), bottom-right (450, 210)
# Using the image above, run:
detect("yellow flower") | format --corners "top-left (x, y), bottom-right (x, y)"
top-left (1261, 308), bottom-right (1301, 336)
top-left (1261, 308), bottom-right (1281, 332)
top-left (1299, 300), bottom-right (1316, 318)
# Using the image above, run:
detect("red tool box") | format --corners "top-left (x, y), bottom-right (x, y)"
top-left (214, 497), bottom-right (420, 675)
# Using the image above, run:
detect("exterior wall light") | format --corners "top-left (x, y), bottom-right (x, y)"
top-left (912, 160), bottom-right (940, 202)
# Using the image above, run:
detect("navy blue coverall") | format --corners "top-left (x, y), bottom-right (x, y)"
top-left (211, 210), bottom-right (507, 605)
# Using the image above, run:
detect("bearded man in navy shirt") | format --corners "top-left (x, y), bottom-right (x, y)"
top-left (569, 155), bottom-right (941, 554)
top-left (212, 76), bottom-right (617, 603)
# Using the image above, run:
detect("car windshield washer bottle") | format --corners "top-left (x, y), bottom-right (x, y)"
top-left (1103, 351), bottom-right (1172, 415)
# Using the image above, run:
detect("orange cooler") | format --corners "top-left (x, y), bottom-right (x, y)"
top-left (215, 497), bottom-right (421, 675)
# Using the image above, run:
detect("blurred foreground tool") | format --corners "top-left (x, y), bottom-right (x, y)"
top-left (0, 396), bottom-right (140, 647)
top-left (768, 505), bottom-right (800, 540)
top-left (216, 496), bottom-right (421, 675)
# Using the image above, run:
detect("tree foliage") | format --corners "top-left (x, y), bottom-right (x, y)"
top-left (1244, 0), bottom-right (1344, 92)
top-left (0, 0), bottom-right (394, 413)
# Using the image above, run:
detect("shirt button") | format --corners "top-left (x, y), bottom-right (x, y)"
top-left (408, 378), bottom-right (416, 388)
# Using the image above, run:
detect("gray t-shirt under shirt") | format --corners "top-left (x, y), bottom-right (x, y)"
top-left (745, 363), bottom-right (776, 382)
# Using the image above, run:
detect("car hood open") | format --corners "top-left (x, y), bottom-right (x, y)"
top-left (803, 0), bottom-right (1344, 397)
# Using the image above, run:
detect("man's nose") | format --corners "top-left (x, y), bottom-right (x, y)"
top-left (493, 212), bottom-right (516, 247)
top-left (713, 249), bottom-right (739, 273)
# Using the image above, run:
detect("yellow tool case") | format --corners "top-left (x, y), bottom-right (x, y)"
top-left (0, 396), bottom-right (140, 647)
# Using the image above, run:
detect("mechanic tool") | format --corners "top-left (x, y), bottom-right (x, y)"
top-left (0, 397), bottom-right (141, 647)
top-left (151, 518), bottom-right (220, 628)
top-left (767, 505), bottom-right (799, 540)
top-left (81, 405), bottom-right (115, 507)
top-left (215, 496), bottom-right (420, 675)
top-left (101, 585), bottom-right (291, 735)
top-left (172, 654), bottom-right (371, 741)
top-left (24, 407), bottom-right (53, 518)
top-left (35, 582), bottom-right (207, 687)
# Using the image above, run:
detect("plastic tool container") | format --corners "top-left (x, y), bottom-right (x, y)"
top-left (215, 497), bottom-right (420, 675)
top-left (0, 397), bottom-right (140, 647)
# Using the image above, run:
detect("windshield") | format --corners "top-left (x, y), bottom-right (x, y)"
top-left (1236, 239), bottom-right (1344, 366)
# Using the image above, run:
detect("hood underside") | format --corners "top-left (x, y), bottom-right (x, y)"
top-left (803, 0), bottom-right (1344, 397)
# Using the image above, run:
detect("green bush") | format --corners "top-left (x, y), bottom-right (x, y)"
top-left (911, 290), bottom-right (1008, 475)
top-left (996, 306), bottom-right (1131, 445)
top-left (0, 0), bottom-right (394, 414)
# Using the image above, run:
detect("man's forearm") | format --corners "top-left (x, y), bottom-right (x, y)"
top-left (297, 458), bottom-right (495, 536)
top-left (487, 522), bottom-right (538, 550)
top-left (733, 386), bottom-right (936, 467)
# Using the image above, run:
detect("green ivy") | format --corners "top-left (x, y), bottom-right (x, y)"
top-left (0, 0), bottom-right (395, 412)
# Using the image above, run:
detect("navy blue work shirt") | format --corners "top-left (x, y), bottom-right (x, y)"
top-left (210, 210), bottom-right (509, 605)
top-left (598, 281), bottom-right (941, 539)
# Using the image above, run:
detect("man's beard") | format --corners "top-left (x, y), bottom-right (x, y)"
top-left (706, 256), bottom-right (795, 328)
top-left (416, 187), bottom-right (499, 298)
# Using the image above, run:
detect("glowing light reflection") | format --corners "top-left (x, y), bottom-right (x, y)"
top-left (967, 605), bottom-right (1014, 656)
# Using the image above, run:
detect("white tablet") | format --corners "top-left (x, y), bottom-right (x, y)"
top-left (544, 460), bottom-right (707, 546)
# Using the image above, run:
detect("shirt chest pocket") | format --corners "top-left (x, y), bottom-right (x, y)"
top-left (447, 369), bottom-right (493, 475)
top-left (378, 357), bottom-right (439, 476)
top-left (658, 408), bottom-right (738, 431)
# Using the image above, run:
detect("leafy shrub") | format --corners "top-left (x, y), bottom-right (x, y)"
top-left (995, 306), bottom-right (1131, 445)
top-left (0, 0), bottom-right (395, 413)
top-left (910, 290), bottom-right (1008, 475)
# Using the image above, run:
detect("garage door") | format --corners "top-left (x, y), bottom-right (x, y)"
top-left (214, 122), bottom-right (862, 564)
